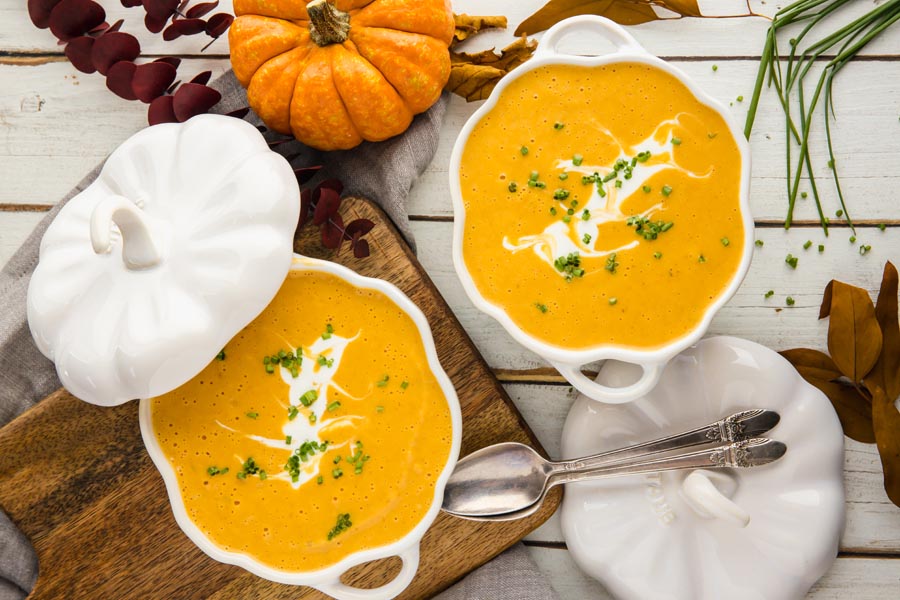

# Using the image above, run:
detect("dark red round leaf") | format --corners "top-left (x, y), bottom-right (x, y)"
top-left (120, 0), bottom-right (142, 6)
top-left (186, 0), bottom-right (218, 18)
top-left (148, 95), bottom-right (177, 126)
top-left (172, 82), bottom-right (221, 122)
top-left (343, 218), bottom-right (374, 241)
top-left (132, 61), bottom-right (177, 103)
top-left (313, 188), bottom-right (342, 226)
top-left (28, 0), bottom-right (62, 29)
top-left (352, 237), bottom-right (370, 258)
top-left (144, 12), bottom-right (168, 33)
top-left (299, 189), bottom-right (311, 227)
top-left (91, 32), bottom-right (140, 75)
top-left (190, 70), bottom-right (212, 86)
top-left (166, 17), bottom-right (206, 40)
top-left (87, 21), bottom-right (109, 35)
top-left (142, 0), bottom-right (178, 20)
top-left (49, 0), bottom-right (106, 41)
top-left (154, 57), bottom-right (182, 69)
top-left (162, 24), bottom-right (182, 41)
top-left (294, 165), bottom-right (322, 185)
top-left (106, 61), bottom-right (138, 101)
top-left (320, 214), bottom-right (345, 250)
top-left (318, 178), bottom-right (344, 197)
top-left (64, 36), bottom-right (96, 74)
top-left (205, 13), bottom-right (234, 37)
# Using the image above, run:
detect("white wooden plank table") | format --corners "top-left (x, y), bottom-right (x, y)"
top-left (1, 0), bottom-right (899, 597)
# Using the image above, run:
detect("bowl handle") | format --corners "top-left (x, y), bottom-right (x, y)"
top-left (316, 545), bottom-right (419, 600)
top-left (551, 360), bottom-right (663, 404)
top-left (534, 15), bottom-right (646, 59)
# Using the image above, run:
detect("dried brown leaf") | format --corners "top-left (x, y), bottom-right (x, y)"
top-left (781, 348), bottom-right (875, 443)
top-left (453, 13), bottom-right (508, 43)
top-left (516, 0), bottom-right (694, 36)
top-left (867, 262), bottom-right (900, 401)
top-left (872, 385), bottom-right (900, 507)
top-left (447, 37), bottom-right (537, 102)
top-left (820, 280), bottom-right (882, 383)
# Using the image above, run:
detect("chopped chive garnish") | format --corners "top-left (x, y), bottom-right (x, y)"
top-left (615, 180), bottom-right (623, 188)
top-left (549, 207), bottom-right (557, 216)
top-left (849, 235), bottom-right (857, 243)
top-left (835, 209), bottom-right (843, 217)
top-left (562, 215), bottom-right (571, 223)
top-left (698, 254), bottom-right (706, 263)
top-left (554, 252), bottom-right (584, 282)
top-left (642, 185), bottom-right (651, 193)
top-left (859, 244), bottom-right (872, 256)
top-left (237, 456), bottom-right (262, 480)
top-left (317, 355), bottom-right (334, 368)
top-left (558, 172), bottom-right (569, 180)
top-left (755, 240), bottom-right (764, 247)
top-left (554, 122), bottom-right (564, 130)
top-left (300, 389), bottom-right (318, 407)
top-left (317, 476), bottom-right (324, 485)
top-left (721, 237), bottom-right (730, 247)
top-left (803, 240), bottom-right (812, 250)
top-left (376, 375), bottom-right (390, 387)
top-left (581, 209), bottom-right (591, 221)
top-left (582, 233), bottom-right (592, 244)
top-left (400, 380), bottom-right (409, 390)
top-left (520, 146), bottom-right (529, 156)
top-left (785, 254), bottom-right (799, 269)
top-left (671, 137), bottom-right (682, 145)
top-left (246, 412), bottom-right (259, 419)
top-left (332, 468), bottom-right (343, 479)
top-left (818, 244), bottom-right (825, 253)
top-left (534, 181), bottom-right (546, 189)
top-left (786, 297), bottom-right (795, 306)
top-left (801, 192), bottom-right (808, 199)
top-left (553, 188), bottom-right (570, 200)
top-left (608, 297), bottom-right (618, 306)
top-left (215, 349), bottom-right (226, 361)
top-left (308, 412), bottom-right (317, 424)
top-left (376, 405), bottom-right (385, 413)
top-left (765, 290), bottom-right (774, 298)
top-left (333, 456), bottom-right (341, 464)
top-left (736, 95), bottom-right (744, 102)
top-left (207, 466), bottom-right (228, 477)
top-left (712, 64), bottom-right (718, 71)
top-left (327, 513), bottom-right (352, 540)
top-left (654, 252), bottom-right (662, 259)
top-left (327, 401), bottom-right (341, 412)
top-left (708, 132), bottom-right (718, 139)
top-left (322, 323), bottom-right (334, 340)
top-left (535, 302), bottom-right (548, 313)
top-left (626, 216), bottom-right (674, 240)
top-left (878, 223), bottom-right (886, 231)
top-left (605, 253), bottom-right (618, 274)
top-left (287, 405), bottom-right (299, 421)
top-left (529, 170), bottom-right (539, 181)
top-left (636, 151), bottom-right (651, 162)
top-left (285, 435), bottom-right (292, 445)
top-left (572, 154), bottom-right (583, 166)
top-left (508, 182), bottom-right (517, 193)
top-left (661, 185), bottom-right (673, 196)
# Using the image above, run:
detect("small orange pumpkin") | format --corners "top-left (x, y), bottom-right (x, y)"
top-left (229, 0), bottom-right (454, 150)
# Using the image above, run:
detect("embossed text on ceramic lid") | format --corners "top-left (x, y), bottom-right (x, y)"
top-left (26, 114), bottom-right (300, 406)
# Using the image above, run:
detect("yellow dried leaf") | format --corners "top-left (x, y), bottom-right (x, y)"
top-left (820, 279), bottom-right (883, 383)
top-left (516, 0), bottom-right (702, 36)
top-left (446, 37), bottom-right (538, 102)
top-left (453, 13), bottom-right (508, 43)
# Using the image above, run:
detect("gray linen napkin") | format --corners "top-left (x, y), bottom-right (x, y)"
top-left (0, 72), bottom-right (557, 600)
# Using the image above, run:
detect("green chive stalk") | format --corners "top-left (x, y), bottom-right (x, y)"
top-left (745, 0), bottom-right (900, 234)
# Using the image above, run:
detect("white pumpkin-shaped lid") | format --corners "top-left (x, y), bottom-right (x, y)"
top-left (561, 336), bottom-right (845, 600)
top-left (27, 115), bottom-right (300, 406)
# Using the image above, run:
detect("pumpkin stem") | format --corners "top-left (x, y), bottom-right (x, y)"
top-left (90, 195), bottom-right (161, 270)
top-left (307, 0), bottom-right (350, 46)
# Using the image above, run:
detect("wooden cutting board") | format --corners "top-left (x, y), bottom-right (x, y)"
top-left (0, 197), bottom-right (560, 599)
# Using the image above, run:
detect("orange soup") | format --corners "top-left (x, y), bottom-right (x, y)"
top-left (459, 63), bottom-right (745, 350)
top-left (149, 268), bottom-right (453, 572)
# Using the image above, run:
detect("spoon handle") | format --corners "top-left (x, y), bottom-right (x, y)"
top-left (548, 409), bottom-right (779, 475)
top-left (547, 438), bottom-right (787, 487)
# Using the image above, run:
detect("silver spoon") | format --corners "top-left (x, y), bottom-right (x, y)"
top-left (442, 409), bottom-right (782, 520)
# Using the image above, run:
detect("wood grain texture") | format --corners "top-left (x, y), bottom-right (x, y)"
top-left (0, 197), bottom-right (560, 600)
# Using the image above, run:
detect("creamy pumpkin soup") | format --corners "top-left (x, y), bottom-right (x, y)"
top-left (149, 268), bottom-right (453, 572)
top-left (459, 63), bottom-right (745, 350)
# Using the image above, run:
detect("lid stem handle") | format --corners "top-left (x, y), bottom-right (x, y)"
top-left (90, 195), bottom-right (161, 270)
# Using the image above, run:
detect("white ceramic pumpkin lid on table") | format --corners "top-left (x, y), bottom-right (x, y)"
top-left (26, 115), bottom-right (300, 407)
top-left (560, 336), bottom-right (846, 600)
